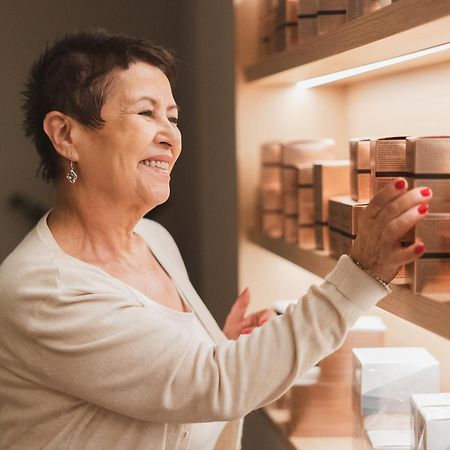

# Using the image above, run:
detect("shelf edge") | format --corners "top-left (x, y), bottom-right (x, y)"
top-left (249, 230), bottom-right (450, 340)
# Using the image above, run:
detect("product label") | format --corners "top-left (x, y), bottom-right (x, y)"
top-left (413, 179), bottom-right (450, 213)
top-left (416, 217), bottom-right (450, 252)
top-left (412, 139), bottom-right (450, 174)
top-left (375, 140), bottom-right (407, 172)
top-left (414, 259), bottom-right (450, 293)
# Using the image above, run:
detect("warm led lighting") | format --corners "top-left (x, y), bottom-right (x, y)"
top-left (295, 42), bottom-right (450, 90)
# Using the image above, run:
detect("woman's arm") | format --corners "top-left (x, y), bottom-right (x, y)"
top-left (22, 178), bottom-right (430, 424)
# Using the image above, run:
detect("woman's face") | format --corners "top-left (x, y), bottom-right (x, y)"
top-left (73, 62), bottom-right (181, 213)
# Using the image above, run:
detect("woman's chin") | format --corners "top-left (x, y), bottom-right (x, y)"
top-left (146, 189), bottom-right (170, 209)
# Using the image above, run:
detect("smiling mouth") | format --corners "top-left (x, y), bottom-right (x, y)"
top-left (139, 160), bottom-right (170, 171)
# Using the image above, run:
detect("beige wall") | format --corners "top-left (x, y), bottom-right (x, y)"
top-left (235, 0), bottom-right (450, 393)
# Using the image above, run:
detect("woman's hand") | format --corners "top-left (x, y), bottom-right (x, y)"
top-left (351, 178), bottom-right (432, 284)
top-left (223, 288), bottom-right (276, 340)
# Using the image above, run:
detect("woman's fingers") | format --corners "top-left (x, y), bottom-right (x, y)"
top-left (379, 197), bottom-right (431, 245)
top-left (364, 178), bottom-right (409, 219)
top-left (376, 187), bottom-right (432, 229)
top-left (395, 241), bottom-right (426, 266)
top-left (228, 287), bottom-right (250, 321)
top-left (223, 288), bottom-right (251, 340)
top-left (351, 178), bottom-right (433, 284)
top-left (242, 309), bottom-right (276, 332)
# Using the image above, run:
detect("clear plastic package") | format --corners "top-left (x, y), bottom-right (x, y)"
top-left (411, 393), bottom-right (450, 450)
top-left (352, 347), bottom-right (440, 449)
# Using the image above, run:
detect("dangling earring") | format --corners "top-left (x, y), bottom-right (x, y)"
top-left (66, 160), bottom-right (78, 184)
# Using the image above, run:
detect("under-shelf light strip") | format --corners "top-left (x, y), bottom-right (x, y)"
top-left (295, 42), bottom-right (450, 90)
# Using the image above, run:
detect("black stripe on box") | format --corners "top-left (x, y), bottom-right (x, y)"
top-left (299, 14), bottom-right (317, 19)
top-left (421, 253), bottom-right (450, 259)
top-left (414, 173), bottom-right (450, 180)
top-left (314, 221), bottom-right (328, 226)
top-left (297, 184), bottom-right (314, 188)
top-left (299, 223), bottom-right (315, 228)
top-left (375, 172), bottom-right (450, 179)
top-left (330, 226), bottom-right (356, 240)
top-left (262, 209), bottom-right (283, 213)
top-left (357, 169), bottom-right (371, 174)
top-left (317, 9), bottom-right (346, 15)
top-left (375, 171), bottom-right (411, 177)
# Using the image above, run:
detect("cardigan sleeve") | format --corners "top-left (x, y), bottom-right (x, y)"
top-left (21, 243), bottom-right (387, 424)
top-left (22, 259), bottom-right (384, 423)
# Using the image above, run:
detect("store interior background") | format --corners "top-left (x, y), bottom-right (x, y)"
top-left (1, 1), bottom-right (449, 448)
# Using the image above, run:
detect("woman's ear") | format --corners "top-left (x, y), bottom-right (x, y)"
top-left (43, 111), bottom-right (78, 160)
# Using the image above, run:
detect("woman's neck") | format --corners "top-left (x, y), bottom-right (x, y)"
top-left (47, 187), bottom-right (149, 262)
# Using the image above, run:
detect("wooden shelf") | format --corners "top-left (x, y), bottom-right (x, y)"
top-left (245, 0), bottom-right (450, 86)
top-left (249, 230), bottom-right (450, 340)
top-left (263, 407), bottom-right (356, 450)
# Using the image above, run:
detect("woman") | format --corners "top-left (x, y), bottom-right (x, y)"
top-left (0, 30), bottom-right (431, 450)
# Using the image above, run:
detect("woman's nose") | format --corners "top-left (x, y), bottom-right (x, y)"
top-left (155, 119), bottom-right (180, 148)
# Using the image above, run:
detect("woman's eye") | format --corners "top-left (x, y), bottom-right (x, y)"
top-left (138, 110), bottom-right (153, 117)
top-left (169, 117), bottom-right (179, 126)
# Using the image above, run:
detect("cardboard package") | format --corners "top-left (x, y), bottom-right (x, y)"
top-left (350, 138), bottom-right (371, 202)
top-left (317, 0), bottom-right (347, 34)
top-left (313, 161), bottom-right (351, 251)
top-left (328, 196), bottom-right (368, 258)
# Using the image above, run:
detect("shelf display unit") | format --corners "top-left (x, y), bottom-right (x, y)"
top-left (250, 230), bottom-right (450, 340)
top-left (235, 0), bottom-right (450, 448)
top-left (245, 0), bottom-right (450, 85)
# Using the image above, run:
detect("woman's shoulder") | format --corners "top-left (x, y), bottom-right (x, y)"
top-left (136, 217), bottom-right (173, 237)
top-left (135, 218), bottom-right (180, 252)
top-left (135, 218), bottom-right (189, 275)
top-left (0, 224), bottom-right (58, 281)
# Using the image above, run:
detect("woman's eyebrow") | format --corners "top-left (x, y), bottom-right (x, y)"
top-left (134, 95), bottom-right (180, 112)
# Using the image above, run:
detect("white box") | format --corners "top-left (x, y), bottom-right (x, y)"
top-left (352, 348), bottom-right (440, 429)
top-left (417, 405), bottom-right (450, 450)
top-left (411, 394), bottom-right (450, 450)
top-left (367, 429), bottom-right (412, 449)
top-left (351, 315), bottom-right (386, 333)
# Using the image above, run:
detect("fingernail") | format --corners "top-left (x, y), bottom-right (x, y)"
top-left (395, 179), bottom-right (406, 190)
top-left (259, 318), bottom-right (268, 326)
top-left (415, 244), bottom-right (425, 254)
top-left (420, 188), bottom-right (431, 197)
top-left (241, 328), bottom-right (252, 335)
top-left (418, 204), bottom-right (429, 214)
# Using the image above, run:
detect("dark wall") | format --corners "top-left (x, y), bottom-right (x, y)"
top-left (0, 0), bottom-right (237, 324)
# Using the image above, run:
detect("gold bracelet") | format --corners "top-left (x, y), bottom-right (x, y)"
top-left (354, 260), bottom-right (392, 294)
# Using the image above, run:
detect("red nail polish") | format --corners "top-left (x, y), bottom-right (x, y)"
top-left (241, 328), bottom-right (252, 335)
top-left (418, 204), bottom-right (429, 214)
top-left (259, 318), bottom-right (268, 326)
top-left (420, 188), bottom-right (431, 197)
top-left (395, 179), bottom-right (406, 190)
top-left (415, 244), bottom-right (425, 254)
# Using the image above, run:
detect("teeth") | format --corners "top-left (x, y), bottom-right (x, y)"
top-left (140, 160), bottom-right (169, 170)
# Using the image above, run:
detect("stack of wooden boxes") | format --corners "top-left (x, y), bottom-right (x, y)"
top-left (281, 139), bottom-right (335, 244)
top-left (260, 142), bottom-right (283, 239)
top-left (406, 136), bottom-right (450, 294)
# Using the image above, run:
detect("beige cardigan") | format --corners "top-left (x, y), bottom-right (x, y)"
top-left (0, 215), bottom-right (387, 449)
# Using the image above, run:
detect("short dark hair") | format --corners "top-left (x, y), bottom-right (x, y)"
top-left (22, 29), bottom-right (177, 183)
